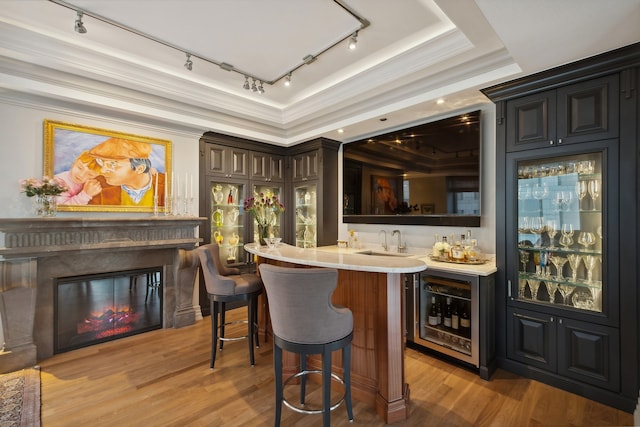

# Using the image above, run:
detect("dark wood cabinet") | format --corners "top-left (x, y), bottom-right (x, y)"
top-left (506, 75), bottom-right (619, 152)
top-left (483, 42), bottom-right (639, 412)
top-left (204, 143), bottom-right (248, 178)
top-left (250, 152), bottom-right (284, 183)
top-left (291, 150), bottom-right (319, 181)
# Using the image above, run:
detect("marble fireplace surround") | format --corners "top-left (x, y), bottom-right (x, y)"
top-left (0, 217), bottom-right (204, 373)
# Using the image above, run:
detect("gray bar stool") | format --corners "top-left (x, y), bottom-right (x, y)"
top-left (198, 243), bottom-right (262, 368)
top-left (259, 264), bottom-right (354, 427)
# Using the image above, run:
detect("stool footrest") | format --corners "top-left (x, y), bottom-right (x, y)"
top-left (282, 370), bottom-right (346, 415)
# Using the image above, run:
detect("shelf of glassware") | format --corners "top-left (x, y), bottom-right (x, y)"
top-left (251, 184), bottom-right (284, 243)
top-left (294, 184), bottom-right (317, 248)
top-left (516, 170), bottom-right (603, 312)
top-left (210, 183), bottom-right (244, 265)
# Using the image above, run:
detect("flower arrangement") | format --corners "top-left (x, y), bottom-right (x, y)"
top-left (243, 192), bottom-right (285, 226)
top-left (20, 176), bottom-right (67, 197)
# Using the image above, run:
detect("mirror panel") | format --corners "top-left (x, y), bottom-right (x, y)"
top-left (343, 110), bottom-right (481, 226)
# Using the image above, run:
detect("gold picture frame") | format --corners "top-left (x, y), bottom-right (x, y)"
top-left (44, 120), bottom-right (172, 212)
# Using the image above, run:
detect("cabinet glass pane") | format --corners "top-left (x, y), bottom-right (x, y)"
top-left (517, 153), bottom-right (602, 312)
top-left (210, 182), bottom-right (245, 265)
top-left (294, 184), bottom-right (317, 248)
top-left (252, 184), bottom-right (283, 242)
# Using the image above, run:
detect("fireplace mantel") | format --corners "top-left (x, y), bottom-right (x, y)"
top-left (0, 217), bottom-right (205, 373)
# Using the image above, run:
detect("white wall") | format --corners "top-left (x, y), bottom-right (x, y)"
top-left (337, 105), bottom-right (497, 257)
top-left (0, 101), bottom-right (201, 218)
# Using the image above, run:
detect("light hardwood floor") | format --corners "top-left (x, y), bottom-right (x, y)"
top-left (39, 309), bottom-right (633, 427)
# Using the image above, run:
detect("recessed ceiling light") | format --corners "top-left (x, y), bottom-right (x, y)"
top-left (338, 129), bottom-right (344, 133)
top-left (436, 98), bottom-right (445, 105)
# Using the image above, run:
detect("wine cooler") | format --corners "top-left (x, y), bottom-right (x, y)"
top-left (407, 270), bottom-right (479, 367)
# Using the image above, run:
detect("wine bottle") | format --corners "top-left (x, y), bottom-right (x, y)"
top-left (436, 297), bottom-right (443, 325)
top-left (451, 300), bottom-right (459, 331)
top-left (428, 296), bottom-right (438, 326)
top-left (227, 189), bottom-right (233, 204)
top-left (460, 302), bottom-right (470, 337)
top-left (444, 297), bottom-right (452, 328)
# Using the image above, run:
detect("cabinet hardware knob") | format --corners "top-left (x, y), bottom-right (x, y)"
top-left (550, 317), bottom-right (554, 322)
top-left (549, 140), bottom-right (554, 145)
top-left (558, 138), bottom-right (563, 144)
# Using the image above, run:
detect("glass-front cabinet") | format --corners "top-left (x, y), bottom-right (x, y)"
top-left (209, 181), bottom-right (246, 265)
top-left (251, 183), bottom-right (284, 242)
top-left (515, 152), bottom-right (603, 312)
top-left (294, 183), bottom-right (317, 248)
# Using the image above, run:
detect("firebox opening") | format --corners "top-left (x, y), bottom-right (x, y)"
top-left (54, 267), bottom-right (163, 354)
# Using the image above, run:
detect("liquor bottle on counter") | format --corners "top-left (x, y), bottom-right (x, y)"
top-left (428, 296), bottom-right (439, 326)
top-left (451, 300), bottom-right (459, 331)
top-left (444, 297), bottom-right (452, 328)
top-left (460, 301), bottom-right (471, 337)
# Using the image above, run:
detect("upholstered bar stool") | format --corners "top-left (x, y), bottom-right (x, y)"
top-left (259, 264), bottom-right (354, 427)
top-left (198, 243), bottom-right (262, 368)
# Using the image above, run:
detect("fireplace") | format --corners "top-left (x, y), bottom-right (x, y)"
top-left (0, 217), bottom-right (204, 373)
top-left (54, 268), bottom-right (163, 353)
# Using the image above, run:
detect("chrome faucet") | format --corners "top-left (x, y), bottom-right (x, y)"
top-left (379, 230), bottom-right (388, 251)
top-left (392, 229), bottom-right (406, 253)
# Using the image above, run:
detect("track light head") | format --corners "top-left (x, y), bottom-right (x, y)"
top-left (243, 76), bottom-right (250, 90)
top-left (284, 73), bottom-right (292, 87)
top-left (257, 81), bottom-right (264, 94)
top-left (184, 53), bottom-right (193, 71)
top-left (74, 11), bottom-right (87, 34)
top-left (251, 78), bottom-right (257, 92)
top-left (348, 31), bottom-right (358, 50)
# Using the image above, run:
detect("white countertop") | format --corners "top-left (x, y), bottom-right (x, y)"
top-left (245, 243), bottom-right (497, 276)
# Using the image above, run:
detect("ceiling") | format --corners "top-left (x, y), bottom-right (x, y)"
top-left (0, 0), bottom-right (638, 146)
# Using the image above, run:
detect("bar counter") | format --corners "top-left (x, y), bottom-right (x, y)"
top-left (245, 243), bottom-right (427, 424)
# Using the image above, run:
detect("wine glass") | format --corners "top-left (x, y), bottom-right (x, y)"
top-left (519, 250), bottom-right (530, 273)
top-left (583, 255), bottom-right (600, 283)
top-left (532, 183), bottom-right (549, 199)
top-left (567, 254), bottom-right (582, 282)
top-left (572, 288), bottom-right (595, 310)
top-left (552, 191), bottom-right (565, 212)
top-left (588, 179), bottom-right (600, 211)
top-left (518, 278), bottom-right (528, 299)
top-left (537, 250), bottom-right (549, 277)
top-left (577, 232), bottom-right (596, 251)
top-left (546, 282), bottom-right (559, 303)
top-left (559, 223), bottom-right (574, 249)
top-left (546, 220), bottom-right (558, 248)
top-left (518, 216), bottom-right (530, 234)
top-left (530, 217), bottom-right (546, 247)
top-left (557, 284), bottom-right (575, 305)
top-left (527, 278), bottom-right (542, 300)
top-left (549, 255), bottom-right (568, 280)
top-left (576, 180), bottom-right (588, 210)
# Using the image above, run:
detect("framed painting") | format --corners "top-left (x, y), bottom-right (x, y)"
top-left (44, 120), bottom-right (172, 212)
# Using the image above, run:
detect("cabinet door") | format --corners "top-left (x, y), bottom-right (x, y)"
top-left (250, 152), bottom-right (284, 182)
top-left (507, 306), bottom-right (557, 372)
top-left (292, 151), bottom-right (319, 181)
top-left (557, 75), bottom-right (619, 145)
top-left (557, 318), bottom-right (620, 392)
top-left (506, 90), bottom-right (557, 151)
top-left (205, 144), bottom-right (248, 178)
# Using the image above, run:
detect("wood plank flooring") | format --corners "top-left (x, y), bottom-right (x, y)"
top-left (39, 309), bottom-right (633, 426)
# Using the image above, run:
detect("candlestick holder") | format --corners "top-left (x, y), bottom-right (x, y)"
top-left (153, 196), bottom-right (159, 217)
top-left (164, 195), bottom-right (172, 216)
top-left (172, 196), bottom-right (182, 216)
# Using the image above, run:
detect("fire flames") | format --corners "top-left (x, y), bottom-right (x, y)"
top-left (77, 307), bottom-right (140, 339)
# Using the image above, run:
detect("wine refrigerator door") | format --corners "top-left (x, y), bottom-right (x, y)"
top-left (210, 181), bottom-right (245, 266)
top-left (294, 183), bottom-right (317, 248)
top-left (413, 273), bottom-right (479, 367)
top-left (512, 147), bottom-right (609, 314)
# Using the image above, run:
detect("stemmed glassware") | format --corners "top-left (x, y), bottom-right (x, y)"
top-left (527, 278), bottom-right (541, 300)
top-left (546, 220), bottom-right (558, 248)
top-left (583, 255), bottom-right (600, 283)
top-left (530, 217), bottom-right (546, 247)
top-left (576, 180), bottom-right (588, 210)
top-left (588, 179), bottom-right (600, 211)
top-left (518, 278), bottom-right (528, 299)
top-left (532, 183), bottom-right (549, 199)
top-left (545, 282), bottom-right (559, 303)
top-left (533, 250), bottom-right (549, 277)
top-left (567, 254), bottom-right (582, 282)
top-left (557, 284), bottom-right (575, 305)
top-left (577, 232), bottom-right (596, 251)
top-left (549, 255), bottom-right (568, 280)
top-left (519, 250), bottom-right (530, 273)
top-left (559, 223), bottom-right (574, 249)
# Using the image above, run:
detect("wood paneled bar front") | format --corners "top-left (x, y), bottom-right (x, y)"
top-left (244, 243), bottom-right (426, 424)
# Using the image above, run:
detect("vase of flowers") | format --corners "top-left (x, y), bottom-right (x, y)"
top-left (20, 176), bottom-right (67, 217)
top-left (244, 192), bottom-right (285, 246)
